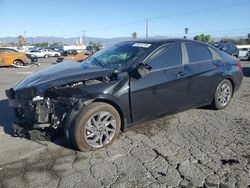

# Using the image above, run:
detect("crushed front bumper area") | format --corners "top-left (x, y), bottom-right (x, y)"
top-left (8, 98), bottom-right (52, 126)
top-left (7, 93), bottom-right (65, 141)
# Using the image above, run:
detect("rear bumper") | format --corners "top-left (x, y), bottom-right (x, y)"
top-left (232, 69), bottom-right (243, 92)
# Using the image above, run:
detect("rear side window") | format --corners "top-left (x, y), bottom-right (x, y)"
top-left (186, 43), bottom-right (212, 63)
top-left (145, 43), bottom-right (182, 69)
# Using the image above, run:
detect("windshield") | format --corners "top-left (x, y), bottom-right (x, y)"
top-left (83, 41), bottom-right (151, 70)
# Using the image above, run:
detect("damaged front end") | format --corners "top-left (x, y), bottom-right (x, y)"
top-left (6, 87), bottom-right (75, 140)
top-left (5, 62), bottom-right (119, 141)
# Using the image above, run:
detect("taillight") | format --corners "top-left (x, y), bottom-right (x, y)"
top-left (235, 62), bottom-right (242, 70)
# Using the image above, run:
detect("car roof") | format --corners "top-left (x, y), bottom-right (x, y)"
top-left (120, 38), bottom-right (209, 46)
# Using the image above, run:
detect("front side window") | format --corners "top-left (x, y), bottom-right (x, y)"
top-left (144, 43), bottom-right (182, 69)
top-left (186, 43), bottom-right (212, 63)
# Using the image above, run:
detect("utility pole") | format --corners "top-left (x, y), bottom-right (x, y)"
top-left (146, 19), bottom-right (149, 38)
top-left (24, 31), bottom-right (27, 46)
top-left (82, 31), bottom-right (86, 45)
top-left (61, 31), bottom-right (64, 46)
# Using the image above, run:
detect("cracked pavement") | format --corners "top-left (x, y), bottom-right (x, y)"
top-left (0, 59), bottom-right (249, 188)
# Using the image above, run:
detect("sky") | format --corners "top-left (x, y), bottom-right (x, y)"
top-left (0, 0), bottom-right (250, 39)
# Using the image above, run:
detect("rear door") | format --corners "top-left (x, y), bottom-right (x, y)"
top-left (183, 42), bottom-right (223, 106)
top-left (130, 43), bottom-right (190, 123)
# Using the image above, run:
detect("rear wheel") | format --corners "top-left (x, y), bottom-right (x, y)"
top-left (44, 54), bottom-right (49, 58)
top-left (212, 79), bottom-right (233, 110)
top-left (69, 102), bottom-right (121, 151)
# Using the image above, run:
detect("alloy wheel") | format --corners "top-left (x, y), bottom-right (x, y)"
top-left (84, 111), bottom-right (116, 148)
top-left (217, 82), bottom-right (232, 106)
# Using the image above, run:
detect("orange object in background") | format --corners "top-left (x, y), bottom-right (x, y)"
top-left (57, 52), bottom-right (88, 63)
top-left (0, 48), bottom-right (31, 67)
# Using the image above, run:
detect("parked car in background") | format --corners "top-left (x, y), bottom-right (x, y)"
top-left (6, 39), bottom-right (243, 151)
top-left (85, 46), bottom-right (100, 55)
top-left (56, 52), bottom-right (88, 63)
top-left (25, 53), bottom-right (38, 62)
top-left (40, 49), bottom-right (60, 57)
top-left (26, 49), bottom-right (50, 58)
top-left (238, 48), bottom-right (250, 60)
top-left (52, 48), bottom-right (64, 56)
top-left (0, 48), bottom-right (32, 66)
top-left (60, 49), bottom-right (78, 56)
top-left (246, 51), bottom-right (250, 60)
top-left (212, 43), bottom-right (239, 58)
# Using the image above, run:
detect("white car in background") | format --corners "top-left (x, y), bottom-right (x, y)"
top-left (26, 49), bottom-right (60, 58)
top-left (26, 49), bottom-right (50, 58)
top-left (40, 49), bottom-right (60, 57)
top-left (238, 48), bottom-right (250, 60)
top-left (239, 48), bottom-right (250, 59)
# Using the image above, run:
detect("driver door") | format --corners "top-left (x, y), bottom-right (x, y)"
top-left (130, 43), bottom-right (190, 123)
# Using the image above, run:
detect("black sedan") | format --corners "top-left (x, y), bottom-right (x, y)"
top-left (26, 53), bottom-right (38, 63)
top-left (6, 39), bottom-right (243, 151)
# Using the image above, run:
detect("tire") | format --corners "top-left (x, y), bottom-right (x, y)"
top-left (54, 54), bottom-right (59, 57)
top-left (13, 60), bottom-right (24, 66)
top-left (44, 54), bottom-right (49, 58)
top-left (212, 79), bottom-right (233, 110)
top-left (69, 102), bottom-right (121, 151)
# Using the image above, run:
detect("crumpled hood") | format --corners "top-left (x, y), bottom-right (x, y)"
top-left (15, 61), bottom-right (113, 93)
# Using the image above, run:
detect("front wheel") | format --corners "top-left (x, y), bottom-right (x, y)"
top-left (44, 54), bottom-right (49, 58)
top-left (212, 79), bottom-right (233, 110)
top-left (69, 102), bottom-right (121, 151)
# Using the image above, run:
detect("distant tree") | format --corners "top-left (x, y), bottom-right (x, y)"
top-left (200, 34), bottom-right (206, 42)
top-left (205, 35), bottom-right (212, 43)
top-left (193, 34), bottom-right (211, 43)
top-left (18, 35), bottom-right (25, 46)
top-left (220, 38), bottom-right (237, 44)
top-left (51, 42), bottom-right (60, 46)
top-left (194, 35), bottom-right (202, 41)
top-left (248, 33), bottom-right (250, 39)
top-left (34, 42), bottom-right (49, 48)
top-left (237, 38), bottom-right (247, 45)
top-left (132, 32), bottom-right (137, 39)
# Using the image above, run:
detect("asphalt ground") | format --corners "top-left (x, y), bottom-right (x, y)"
top-left (0, 58), bottom-right (249, 187)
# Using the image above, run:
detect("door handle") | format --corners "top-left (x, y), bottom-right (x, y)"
top-left (176, 71), bottom-right (187, 77)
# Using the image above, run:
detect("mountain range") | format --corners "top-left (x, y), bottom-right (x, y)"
top-left (0, 36), bottom-right (133, 45)
top-left (0, 35), bottom-right (247, 45)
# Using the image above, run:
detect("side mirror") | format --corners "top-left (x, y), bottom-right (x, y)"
top-left (137, 63), bottom-right (152, 78)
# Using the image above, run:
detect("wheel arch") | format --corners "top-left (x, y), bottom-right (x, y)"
top-left (223, 76), bottom-right (235, 96)
top-left (13, 59), bottom-right (24, 64)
